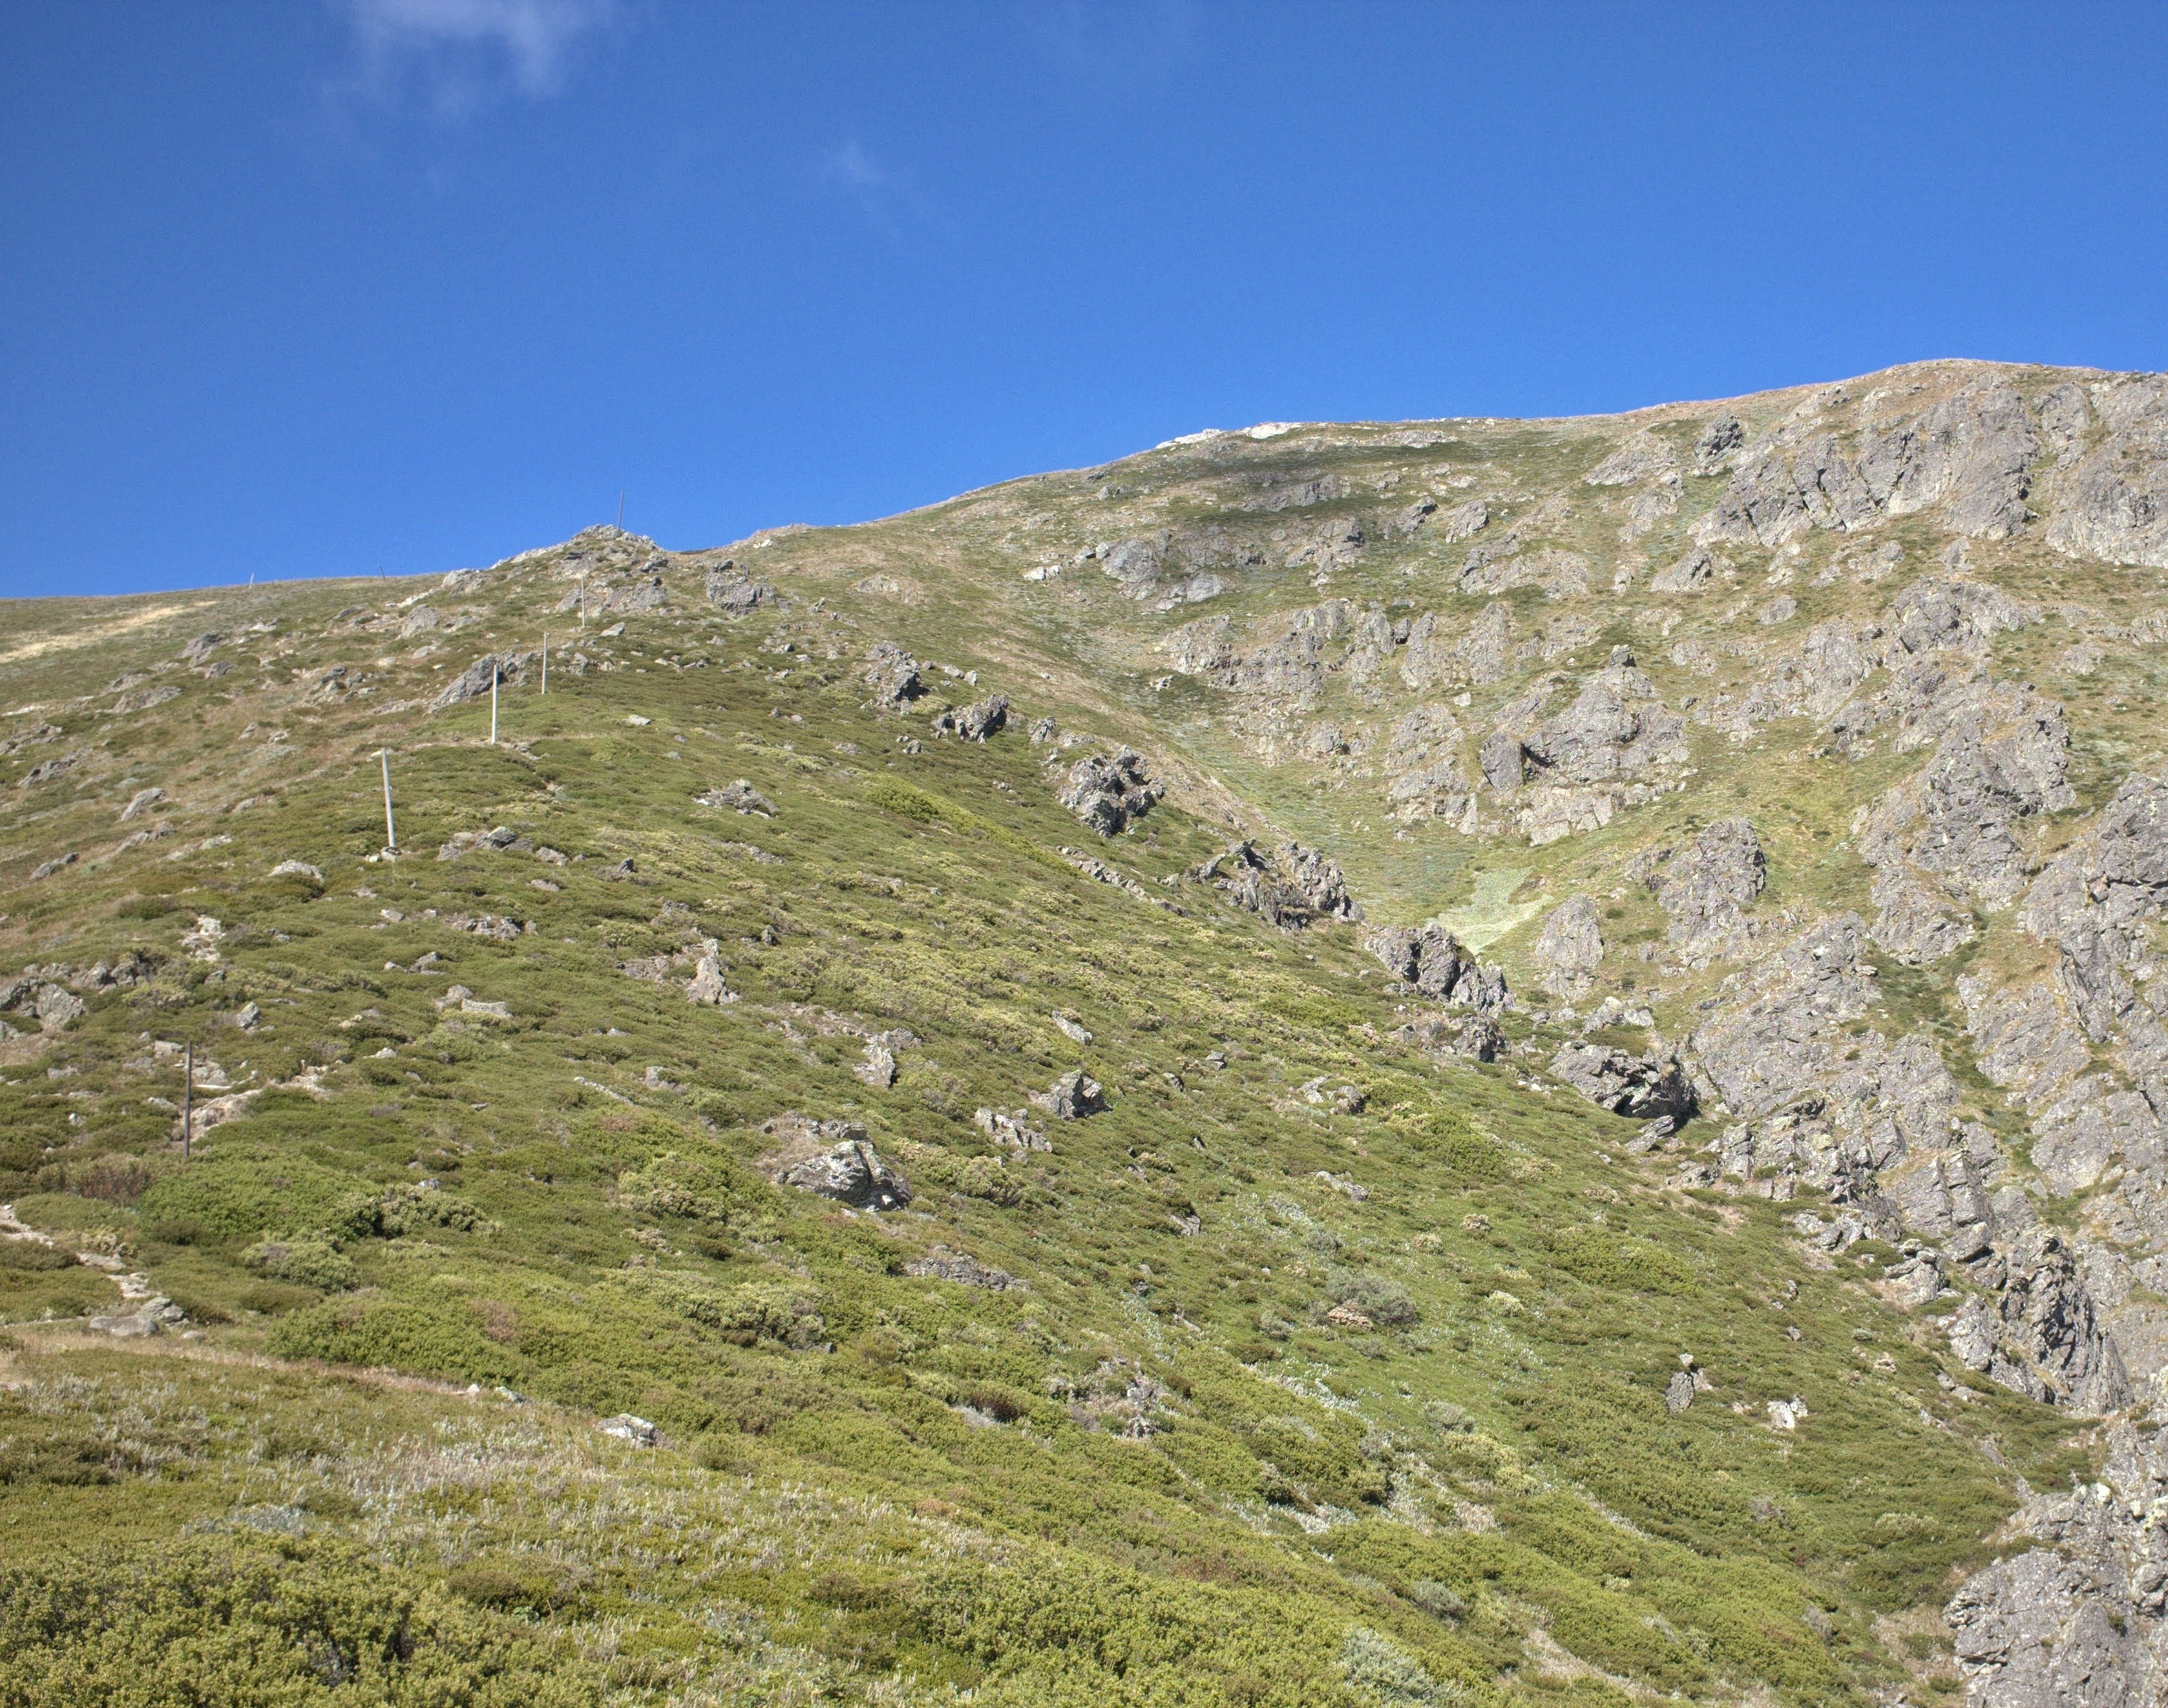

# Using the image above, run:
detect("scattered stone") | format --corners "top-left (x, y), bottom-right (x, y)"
top-left (398, 605), bottom-right (438, 639)
top-left (269, 860), bottom-right (322, 884)
top-left (232, 1001), bottom-right (261, 1031)
top-left (29, 853), bottom-right (76, 881)
top-left (903, 1247), bottom-right (1024, 1290)
top-left (1663, 1369), bottom-right (1696, 1414)
top-left (119, 786), bottom-right (163, 821)
top-left (686, 943), bottom-right (735, 1007)
top-left (975, 1107), bottom-right (1051, 1152)
top-left (698, 780), bottom-right (775, 816)
top-left (438, 826), bottom-right (519, 860)
top-left (931, 693), bottom-right (1009, 741)
top-left (1032, 1068), bottom-right (1104, 1119)
top-left (598, 1414), bottom-right (659, 1447)
top-left (1051, 1013), bottom-right (1092, 1044)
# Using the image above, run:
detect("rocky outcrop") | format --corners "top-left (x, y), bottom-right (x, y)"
top-left (1655, 818), bottom-right (1765, 962)
top-left (1366, 925), bottom-right (1509, 1010)
top-left (1481, 649), bottom-right (1689, 845)
top-left (1533, 895), bottom-right (1603, 997)
top-left (1033, 1069), bottom-right (1104, 1119)
top-left (705, 563), bottom-right (775, 613)
top-left (1057, 749), bottom-right (1162, 836)
top-left (1945, 1419), bottom-right (2168, 1707)
top-left (1458, 546), bottom-right (1589, 599)
top-left (698, 780), bottom-right (775, 816)
top-left (1197, 840), bottom-right (1359, 929)
top-left (1381, 704), bottom-right (1474, 824)
top-left (863, 642), bottom-right (925, 708)
top-left (2046, 374), bottom-right (2168, 568)
top-left (770, 1124), bottom-right (912, 1212)
top-left (1552, 1041), bottom-right (1696, 1122)
top-left (932, 693), bottom-right (1009, 741)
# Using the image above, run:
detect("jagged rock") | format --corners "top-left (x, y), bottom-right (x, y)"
top-left (1402, 602), bottom-right (1512, 690)
top-left (1551, 1041), bottom-right (1696, 1121)
top-left (1455, 1015), bottom-right (1505, 1062)
top-left (932, 693), bottom-right (1008, 741)
top-left (903, 1247), bottom-right (1024, 1290)
top-left (685, 944), bottom-right (734, 1006)
top-left (1057, 749), bottom-right (1162, 836)
top-left (1196, 840), bottom-right (1359, 928)
top-left (1861, 378), bottom-right (2040, 538)
top-left (1946, 1419), bottom-right (2168, 1706)
top-left (1098, 532), bottom-right (1169, 595)
top-left (1656, 818), bottom-right (1765, 961)
top-left (1534, 895), bottom-right (1603, 998)
top-left (269, 860), bottom-right (322, 884)
top-left (1689, 413), bottom-right (1745, 476)
top-left (180, 632), bottom-right (224, 665)
top-left (596, 574), bottom-right (667, 616)
top-left (773, 1128), bottom-right (911, 1212)
top-left (1975, 1227), bottom-right (2135, 1412)
top-left (119, 786), bottom-right (163, 822)
top-left (863, 642), bottom-right (925, 707)
top-left (705, 562), bottom-right (775, 613)
top-left (431, 652), bottom-right (533, 710)
top-left (1365, 924), bottom-right (1509, 1010)
top-left (438, 825), bottom-right (519, 860)
top-left (1032, 1069), bottom-right (1104, 1119)
top-left (1488, 652), bottom-right (1688, 804)
top-left (398, 605), bottom-right (437, 639)
top-left (1662, 1369), bottom-right (1696, 1413)
top-left (598, 1414), bottom-right (659, 1447)
top-left (698, 780), bottom-right (775, 816)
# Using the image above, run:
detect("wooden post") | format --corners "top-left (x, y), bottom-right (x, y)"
top-left (380, 748), bottom-right (396, 851)
top-left (180, 1042), bottom-right (193, 1160)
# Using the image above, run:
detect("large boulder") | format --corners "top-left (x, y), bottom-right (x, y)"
top-left (1365, 924), bottom-right (1508, 1010)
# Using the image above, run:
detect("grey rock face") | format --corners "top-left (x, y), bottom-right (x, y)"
top-left (1551, 1041), bottom-right (1696, 1121)
top-left (1057, 749), bottom-right (1163, 836)
top-left (1688, 413), bottom-right (1746, 477)
top-left (398, 605), bottom-right (438, 639)
top-left (1400, 602), bottom-right (1513, 690)
top-left (1534, 895), bottom-right (1603, 997)
top-left (1656, 818), bottom-right (1765, 961)
top-left (1946, 1419), bottom-right (2168, 1706)
top-left (1859, 378), bottom-right (2040, 539)
top-left (1033, 1068), bottom-right (1104, 1119)
top-left (1518, 655), bottom-right (1687, 786)
top-left (1382, 704), bottom-right (1473, 822)
top-left (704, 563), bottom-right (775, 613)
top-left (1649, 547), bottom-right (1720, 593)
top-left (1197, 840), bottom-right (1360, 929)
top-left (863, 641), bottom-right (925, 707)
top-left (776, 1136), bottom-right (912, 1212)
top-left (932, 693), bottom-right (1009, 741)
top-left (2046, 374), bottom-right (2168, 568)
top-left (432, 652), bottom-right (531, 710)
top-left (1366, 924), bottom-right (1509, 1010)
top-left (1458, 546), bottom-right (1590, 599)
top-left (1584, 431), bottom-right (1679, 487)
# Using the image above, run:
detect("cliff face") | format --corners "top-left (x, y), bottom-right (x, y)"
top-left (5, 359), bottom-right (2168, 1704)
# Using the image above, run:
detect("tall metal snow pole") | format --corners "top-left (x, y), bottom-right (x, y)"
top-left (180, 1042), bottom-right (193, 1161)
top-left (490, 669), bottom-right (498, 744)
top-left (540, 633), bottom-right (548, 696)
top-left (381, 748), bottom-right (397, 852)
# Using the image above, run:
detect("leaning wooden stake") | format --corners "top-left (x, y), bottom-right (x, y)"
top-left (380, 748), bottom-right (397, 852)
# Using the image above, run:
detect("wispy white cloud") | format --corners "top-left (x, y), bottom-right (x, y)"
top-left (822, 138), bottom-right (924, 241)
top-left (337, 0), bottom-right (614, 113)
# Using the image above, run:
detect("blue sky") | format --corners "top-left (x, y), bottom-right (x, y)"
top-left (4, 2), bottom-right (2167, 598)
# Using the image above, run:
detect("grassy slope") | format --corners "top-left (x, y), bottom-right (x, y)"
top-left (0, 373), bottom-right (2128, 1705)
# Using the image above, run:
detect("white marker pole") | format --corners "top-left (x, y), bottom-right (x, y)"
top-left (540, 632), bottom-right (548, 696)
top-left (380, 748), bottom-right (396, 851)
top-left (490, 669), bottom-right (499, 744)
top-left (580, 575), bottom-right (587, 629)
